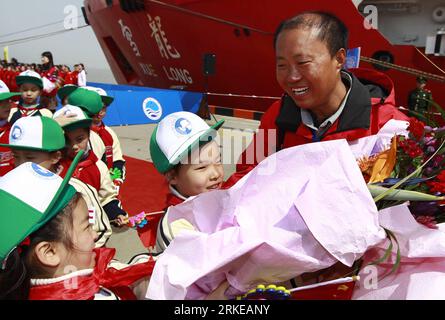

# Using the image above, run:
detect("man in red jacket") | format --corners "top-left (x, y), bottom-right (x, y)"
top-left (232, 11), bottom-right (408, 182)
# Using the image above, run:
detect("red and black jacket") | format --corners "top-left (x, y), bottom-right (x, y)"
top-left (231, 68), bottom-right (409, 183)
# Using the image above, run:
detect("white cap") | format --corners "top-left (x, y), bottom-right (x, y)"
top-left (150, 111), bottom-right (224, 173)
top-left (0, 80), bottom-right (20, 101)
top-left (16, 70), bottom-right (43, 88)
top-left (53, 105), bottom-right (92, 131)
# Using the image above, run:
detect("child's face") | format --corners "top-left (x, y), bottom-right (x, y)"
top-left (65, 128), bottom-right (90, 159)
top-left (93, 106), bottom-right (107, 125)
top-left (56, 197), bottom-right (98, 272)
top-left (170, 141), bottom-right (224, 197)
top-left (12, 149), bottom-right (58, 169)
top-left (20, 83), bottom-right (41, 105)
top-left (0, 99), bottom-right (12, 121)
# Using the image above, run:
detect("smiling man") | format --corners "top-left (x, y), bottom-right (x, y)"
top-left (234, 11), bottom-right (408, 175)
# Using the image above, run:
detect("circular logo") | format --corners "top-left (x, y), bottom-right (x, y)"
top-left (11, 125), bottom-right (23, 141)
top-left (31, 163), bottom-right (55, 177)
top-left (174, 118), bottom-right (192, 135)
top-left (142, 97), bottom-right (163, 121)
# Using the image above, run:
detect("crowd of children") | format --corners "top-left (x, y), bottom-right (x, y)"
top-left (0, 53), bottom-right (87, 104)
top-left (0, 60), bottom-right (230, 300)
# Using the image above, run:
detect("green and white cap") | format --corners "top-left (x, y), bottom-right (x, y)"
top-left (67, 87), bottom-right (103, 116)
top-left (15, 70), bottom-right (44, 89)
top-left (0, 116), bottom-right (65, 152)
top-left (0, 151), bottom-right (84, 268)
top-left (150, 111), bottom-right (224, 173)
top-left (0, 80), bottom-right (20, 101)
top-left (53, 105), bottom-right (93, 132)
top-left (84, 86), bottom-right (114, 106)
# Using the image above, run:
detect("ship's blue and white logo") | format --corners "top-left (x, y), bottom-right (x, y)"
top-left (174, 118), bottom-right (192, 135)
top-left (142, 97), bottom-right (163, 121)
top-left (31, 163), bottom-right (55, 178)
top-left (11, 125), bottom-right (23, 141)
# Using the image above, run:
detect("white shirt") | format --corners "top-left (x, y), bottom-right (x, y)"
top-left (300, 71), bottom-right (353, 139)
top-left (78, 70), bottom-right (87, 87)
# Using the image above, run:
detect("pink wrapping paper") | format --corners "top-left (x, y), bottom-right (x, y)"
top-left (147, 139), bottom-right (386, 300)
top-left (353, 205), bottom-right (445, 300)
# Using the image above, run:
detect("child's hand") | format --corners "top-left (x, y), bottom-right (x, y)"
top-left (206, 281), bottom-right (230, 300)
top-left (113, 215), bottom-right (128, 227)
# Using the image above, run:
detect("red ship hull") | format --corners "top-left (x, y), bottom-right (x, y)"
top-left (84, 0), bottom-right (445, 114)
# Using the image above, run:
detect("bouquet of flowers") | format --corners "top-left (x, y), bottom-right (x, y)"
top-left (146, 116), bottom-right (445, 300)
top-left (359, 117), bottom-right (445, 228)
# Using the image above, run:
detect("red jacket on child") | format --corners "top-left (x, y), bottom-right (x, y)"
top-left (0, 123), bottom-right (14, 176)
top-left (59, 150), bottom-right (127, 221)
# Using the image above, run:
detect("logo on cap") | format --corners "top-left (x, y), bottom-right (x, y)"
top-left (63, 107), bottom-right (78, 118)
top-left (11, 125), bottom-right (23, 141)
top-left (142, 97), bottom-right (163, 121)
top-left (31, 163), bottom-right (55, 177)
top-left (174, 118), bottom-right (192, 135)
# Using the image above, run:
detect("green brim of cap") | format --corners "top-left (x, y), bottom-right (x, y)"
top-left (57, 85), bottom-right (78, 100)
top-left (62, 119), bottom-right (93, 132)
top-left (0, 92), bottom-right (21, 101)
top-left (0, 144), bottom-right (63, 152)
top-left (0, 151), bottom-right (84, 265)
top-left (151, 119), bottom-right (224, 173)
top-left (16, 76), bottom-right (44, 89)
top-left (102, 96), bottom-right (114, 106)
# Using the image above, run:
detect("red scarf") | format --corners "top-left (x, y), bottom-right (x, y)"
top-left (29, 248), bottom-right (155, 300)
top-left (59, 152), bottom-right (101, 190)
top-left (18, 104), bottom-right (40, 117)
top-left (0, 122), bottom-right (10, 135)
top-left (91, 123), bottom-right (114, 168)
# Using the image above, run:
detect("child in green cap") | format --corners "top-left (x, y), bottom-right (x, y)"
top-left (9, 70), bottom-right (53, 125)
top-left (62, 85), bottom-right (126, 190)
top-left (0, 115), bottom-right (113, 247)
top-left (0, 80), bottom-right (21, 176)
top-left (83, 86), bottom-right (126, 189)
top-left (149, 111), bottom-right (226, 253)
top-left (58, 86), bottom-right (107, 168)
top-left (0, 154), bottom-right (154, 300)
top-left (53, 105), bottom-right (128, 227)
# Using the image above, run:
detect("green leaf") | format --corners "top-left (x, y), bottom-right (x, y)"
top-left (361, 229), bottom-right (401, 281)
top-left (427, 99), bottom-right (445, 123)
top-left (407, 109), bottom-right (430, 124)
top-left (385, 229), bottom-right (401, 276)
top-left (368, 184), bottom-right (445, 202)
top-left (368, 236), bottom-right (393, 266)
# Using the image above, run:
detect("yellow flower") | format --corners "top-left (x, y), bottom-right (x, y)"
top-left (368, 137), bottom-right (398, 184)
